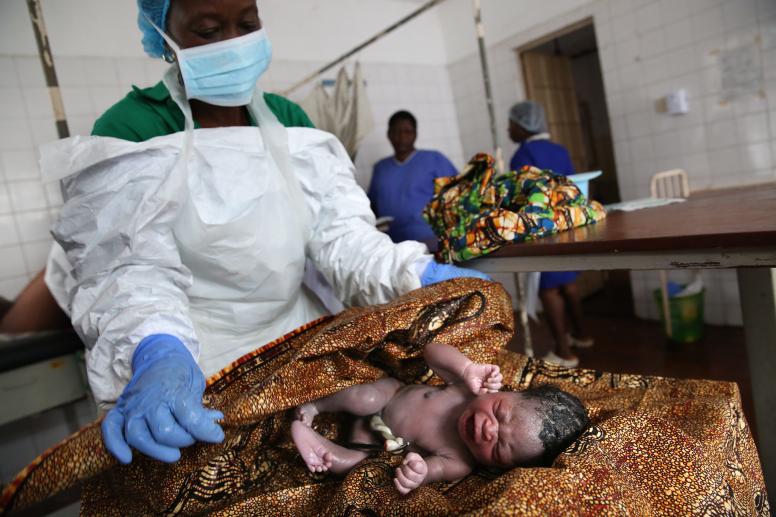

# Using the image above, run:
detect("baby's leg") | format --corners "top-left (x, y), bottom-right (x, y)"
top-left (296, 377), bottom-right (403, 426)
top-left (291, 421), bottom-right (368, 475)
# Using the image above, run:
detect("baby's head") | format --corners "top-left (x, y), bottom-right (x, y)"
top-left (457, 385), bottom-right (588, 469)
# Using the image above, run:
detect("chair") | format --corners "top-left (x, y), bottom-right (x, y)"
top-left (650, 169), bottom-right (689, 199)
top-left (650, 169), bottom-right (690, 337)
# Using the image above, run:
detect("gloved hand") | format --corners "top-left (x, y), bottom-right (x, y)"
top-left (102, 334), bottom-right (225, 464)
top-left (420, 261), bottom-right (491, 287)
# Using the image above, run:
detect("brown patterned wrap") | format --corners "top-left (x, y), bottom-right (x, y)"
top-left (0, 279), bottom-right (769, 516)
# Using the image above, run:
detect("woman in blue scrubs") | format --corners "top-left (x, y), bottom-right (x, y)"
top-left (368, 111), bottom-right (458, 251)
top-left (508, 101), bottom-right (593, 368)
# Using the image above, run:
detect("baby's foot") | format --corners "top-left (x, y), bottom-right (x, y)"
top-left (295, 402), bottom-right (319, 426)
top-left (291, 421), bottom-right (333, 473)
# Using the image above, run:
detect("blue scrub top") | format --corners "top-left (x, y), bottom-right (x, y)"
top-left (510, 139), bottom-right (575, 176)
top-left (368, 150), bottom-right (458, 244)
top-left (510, 138), bottom-right (579, 289)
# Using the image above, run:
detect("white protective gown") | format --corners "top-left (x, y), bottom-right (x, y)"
top-left (43, 124), bottom-right (429, 408)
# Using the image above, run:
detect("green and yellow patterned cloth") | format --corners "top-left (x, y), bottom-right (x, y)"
top-left (423, 153), bottom-right (607, 263)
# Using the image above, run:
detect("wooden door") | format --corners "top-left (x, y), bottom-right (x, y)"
top-left (520, 51), bottom-right (587, 172)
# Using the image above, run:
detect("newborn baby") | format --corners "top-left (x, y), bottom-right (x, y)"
top-left (292, 342), bottom-right (589, 494)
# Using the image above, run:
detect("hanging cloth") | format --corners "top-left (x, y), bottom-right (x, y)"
top-left (299, 62), bottom-right (374, 158)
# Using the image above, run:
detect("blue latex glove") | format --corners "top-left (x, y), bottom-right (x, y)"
top-left (102, 334), bottom-right (225, 464)
top-left (420, 261), bottom-right (491, 287)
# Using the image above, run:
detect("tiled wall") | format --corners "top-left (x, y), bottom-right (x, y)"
top-left (0, 55), bottom-right (464, 301)
top-left (446, 0), bottom-right (776, 326)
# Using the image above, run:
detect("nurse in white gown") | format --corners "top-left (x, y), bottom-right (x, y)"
top-left (44, 0), bottom-right (488, 464)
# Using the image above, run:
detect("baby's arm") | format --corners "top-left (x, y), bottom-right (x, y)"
top-left (394, 451), bottom-right (473, 494)
top-left (423, 342), bottom-right (502, 394)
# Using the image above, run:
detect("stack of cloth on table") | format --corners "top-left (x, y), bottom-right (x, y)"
top-left (0, 279), bottom-right (769, 516)
top-left (423, 153), bottom-right (607, 263)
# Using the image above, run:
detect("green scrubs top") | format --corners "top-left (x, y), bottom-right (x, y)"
top-left (92, 81), bottom-right (314, 142)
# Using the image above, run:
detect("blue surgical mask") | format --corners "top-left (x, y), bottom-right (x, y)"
top-left (150, 20), bottom-right (272, 107)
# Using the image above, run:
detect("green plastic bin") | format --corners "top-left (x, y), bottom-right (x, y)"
top-left (652, 288), bottom-right (705, 343)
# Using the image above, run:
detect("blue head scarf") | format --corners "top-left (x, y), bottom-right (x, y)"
top-left (137, 0), bottom-right (171, 58)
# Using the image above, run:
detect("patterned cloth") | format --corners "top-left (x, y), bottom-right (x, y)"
top-left (423, 153), bottom-right (607, 263)
top-left (0, 279), bottom-right (769, 516)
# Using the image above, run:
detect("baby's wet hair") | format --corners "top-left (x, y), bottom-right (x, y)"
top-left (521, 385), bottom-right (589, 466)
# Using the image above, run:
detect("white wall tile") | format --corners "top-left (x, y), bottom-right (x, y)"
top-left (0, 214), bottom-right (20, 247)
top-left (653, 128), bottom-right (683, 158)
top-left (0, 245), bottom-right (26, 278)
top-left (21, 87), bottom-right (54, 119)
top-left (8, 181), bottom-right (48, 212)
top-left (612, 14), bottom-right (637, 43)
top-left (740, 142), bottom-right (773, 171)
top-left (0, 119), bottom-right (32, 150)
top-left (669, 46), bottom-right (700, 80)
top-left (702, 94), bottom-right (736, 123)
top-left (708, 146), bottom-right (741, 178)
top-left (84, 58), bottom-right (119, 87)
top-left (639, 29), bottom-right (666, 59)
top-left (722, 0), bottom-right (758, 32)
top-left (736, 112), bottom-right (770, 143)
top-left (14, 209), bottom-right (51, 243)
top-left (89, 86), bottom-right (122, 116)
top-left (1, 150), bottom-right (39, 181)
top-left (28, 118), bottom-right (59, 147)
top-left (0, 183), bottom-right (11, 214)
top-left (663, 18), bottom-right (695, 51)
top-left (660, 0), bottom-right (692, 20)
top-left (54, 57), bottom-right (89, 87)
top-left (630, 135), bottom-right (655, 163)
top-left (690, 5), bottom-right (725, 40)
top-left (733, 93), bottom-right (769, 117)
top-left (635, 2), bottom-right (663, 32)
top-left (13, 57), bottom-right (46, 88)
top-left (0, 57), bottom-right (18, 88)
top-left (705, 118), bottom-right (737, 149)
top-left (616, 38), bottom-right (640, 68)
top-left (0, 275), bottom-right (27, 300)
top-left (60, 87), bottom-right (96, 118)
top-left (22, 240), bottom-right (52, 273)
top-left (0, 88), bottom-right (27, 120)
top-left (679, 153), bottom-right (711, 186)
top-left (67, 115), bottom-right (98, 137)
top-left (144, 60), bottom-right (169, 86)
top-left (678, 125), bottom-right (706, 155)
top-left (116, 58), bottom-right (148, 87)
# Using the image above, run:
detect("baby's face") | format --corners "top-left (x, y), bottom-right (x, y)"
top-left (457, 392), bottom-right (544, 468)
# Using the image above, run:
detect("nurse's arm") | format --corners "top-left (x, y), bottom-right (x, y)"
top-left (303, 135), bottom-right (430, 307)
top-left (51, 145), bottom-right (200, 408)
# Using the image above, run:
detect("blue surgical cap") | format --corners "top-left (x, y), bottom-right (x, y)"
top-left (509, 101), bottom-right (547, 134)
top-left (137, 0), bottom-right (171, 58)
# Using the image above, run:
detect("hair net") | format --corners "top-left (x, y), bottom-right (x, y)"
top-left (509, 101), bottom-right (547, 134)
top-left (137, 0), bottom-right (171, 58)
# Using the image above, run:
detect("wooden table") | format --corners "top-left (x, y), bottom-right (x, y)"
top-left (466, 184), bottom-right (776, 496)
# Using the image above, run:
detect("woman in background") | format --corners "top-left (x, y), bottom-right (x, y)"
top-left (508, 100), bottom-right (593, 368)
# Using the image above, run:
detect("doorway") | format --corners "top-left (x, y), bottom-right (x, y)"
top-left (518, 20), bottom-right (620, 205)
top-left (518, 20), bottom-right (632, 316)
